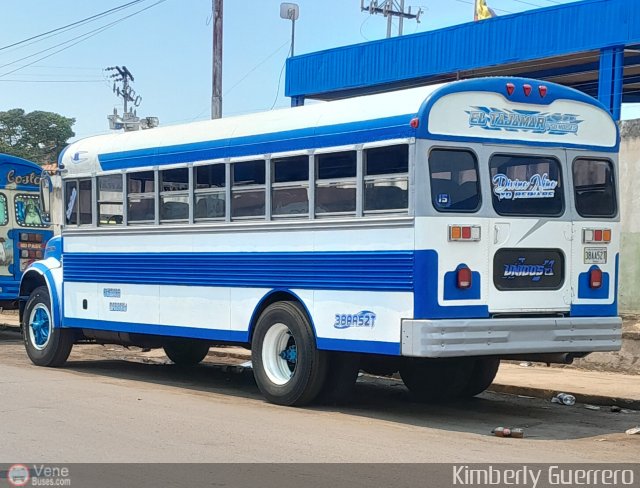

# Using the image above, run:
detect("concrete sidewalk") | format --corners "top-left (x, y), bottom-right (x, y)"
top-left (208, 346), bottom-right (640, 410)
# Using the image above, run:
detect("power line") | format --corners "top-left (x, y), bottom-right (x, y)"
top-left (0, 0), bottom-right (168, 78)
top-left (0, 79), bottom-right (106, 83)
top-left (0, 0), bottom-right (148, 52)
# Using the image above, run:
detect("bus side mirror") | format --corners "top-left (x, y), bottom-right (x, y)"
top-left (40, 172), bottom-right (52, 225)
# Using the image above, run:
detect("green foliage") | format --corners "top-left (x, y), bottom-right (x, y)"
top-left (0, 108), bottom-right (75, 164)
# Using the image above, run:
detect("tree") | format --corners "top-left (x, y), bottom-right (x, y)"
top-left (0, 108), bottom-right (75, 165)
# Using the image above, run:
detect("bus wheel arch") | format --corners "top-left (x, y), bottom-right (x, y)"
top-left (248, 290), bottom-right (317, 344)
top-left (19, 271), bottom-right (48, 324)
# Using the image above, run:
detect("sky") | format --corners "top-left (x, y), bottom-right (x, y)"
top-left (1, 0), bottom-right (632, 145)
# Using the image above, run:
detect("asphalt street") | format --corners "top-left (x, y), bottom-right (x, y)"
top-left (1, 328), bottom-right (639, 463)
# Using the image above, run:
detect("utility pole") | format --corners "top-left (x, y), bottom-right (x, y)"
top-left (360, 0), bottom-right (422, 38)
top-left (106, 66), bottom-right (158, 131)
top-left (212, 0), bottom-right (223, 119)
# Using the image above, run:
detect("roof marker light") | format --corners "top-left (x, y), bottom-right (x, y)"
top-left (539, 85), bottom-right (548, 97)
top-left (506, 83), bottom-right (515, 96)
top-left (523, 84), bottom-right (532, 96)
top-left (410, 117), bottom-right (420, 129)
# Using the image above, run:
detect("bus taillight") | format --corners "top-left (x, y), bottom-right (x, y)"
top-left (457, 267), bottom-right (472, 289)
top-left (448, 225), bottom-right (481, 241)
top-left (583, 228), bottom-right (611, 244)
top-left (590, 268), bottom-right (603, 289)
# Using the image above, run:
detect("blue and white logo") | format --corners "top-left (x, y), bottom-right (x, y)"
top-left (334, 310), bottom-right (376, 329)
top-left (467, 107), bottom-right (582, 135)
top-left (503, 258), bottom-right (555, 282)
top-left (492, 173), bottom-right (558, 201)
top-left (71, 151), bottom-right (89, 164)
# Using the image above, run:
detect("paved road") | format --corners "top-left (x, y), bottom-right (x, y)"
top-left (1, 328), bottom-right (639, 463)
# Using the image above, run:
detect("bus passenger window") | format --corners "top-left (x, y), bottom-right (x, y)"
top-left (195, 164), bottom-right (225, 221)
top-left (98, 175), bottom-right (123, 225)
top-left (573, 159), bottom-right (617, 218)
top-left (315, 151), bottom-right (356, 215)
top-left (160, 167), bottom-right (189, 223)
top-left (272, 155), bottom-right (309, 217)
top-left (78, 179), bottom-right (92, 225)
top-left (364, 145), bottom-right (409, 213)
top-left (65, 181), bottom-right (78, 225)
top-left (128, 171), bottom-right (155, 224)
top-left (232, 160), bottom-right (265, 219)
top-left (429, 149), bottom-right (480, 213)
top-left (0, 194), bottom-right (9, 226)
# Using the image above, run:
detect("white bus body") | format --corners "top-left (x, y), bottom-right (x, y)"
top-left (20, 77), bottom-right (621, 405)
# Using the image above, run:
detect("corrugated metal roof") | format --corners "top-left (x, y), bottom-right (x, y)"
top-left (285, 0), bottom-right (640, 103)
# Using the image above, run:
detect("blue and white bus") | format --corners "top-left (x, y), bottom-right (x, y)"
top-left (0, 154), bottom-right (52, 308)
top-left (20, 77), bottom-right (621, 405)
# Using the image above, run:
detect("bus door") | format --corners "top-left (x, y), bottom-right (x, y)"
top-left (486, 147), bottom-right (572, 314)
top-left (566, 151), bottom-right (619, 312)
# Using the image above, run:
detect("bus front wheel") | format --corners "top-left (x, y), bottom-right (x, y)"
top-left (23, 286), bottom-right (73, 367)
top-left (251, 301), bottom-right (328, 406)
top-left (163, 340), bottom-right (210, 366)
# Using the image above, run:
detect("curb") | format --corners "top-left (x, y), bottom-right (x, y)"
top-left (485, 384), bottom-right (640, 411)
top-left (206, 348), bottom-right (640, 410)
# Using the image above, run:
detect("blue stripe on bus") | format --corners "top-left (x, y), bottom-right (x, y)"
top-left (98, 115), bottom-right (416, 171)
top-left (570, 253), bottom-right (618, 317)
top-left (63, 317), bottom-right (250, 343)
top-left (62, 251), bottom-right (415, 292)
top-left (316, 337), bottom-right (400, 355)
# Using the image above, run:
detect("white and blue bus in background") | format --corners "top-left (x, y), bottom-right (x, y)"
top-left (20, 77), bottom-right (621, 406)
top-left (0, 154), bottom-right (53, 308)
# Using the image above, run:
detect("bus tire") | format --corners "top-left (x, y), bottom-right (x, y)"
top-left (163, 340), bottom-right (210, 366)
top-left (460, 358), bottom-right (500, 398)
top-left (251, 301), bottom-right (328, 406)
top-left (23, 286), bottom-right (73, 367)
top-left (318, 352), bottom-right (360, 405)
top-left (399, 358), bottom-right (474, 402)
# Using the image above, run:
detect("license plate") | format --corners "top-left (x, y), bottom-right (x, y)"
top-left (584, 247), bottom-right (607, 264)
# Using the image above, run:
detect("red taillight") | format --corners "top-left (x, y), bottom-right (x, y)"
top-left (590, 268), bottom-right (603, 289)
top-left (457, 267), bottom-right (472, 289)
top-left (410, 117), bottom-right (420, 128)
top-left (523, 84), bottom-right (532, 96)
top-left (539, 85), bottom-right (548, 97)
top-left (506, 83), bottom-right (515, 96)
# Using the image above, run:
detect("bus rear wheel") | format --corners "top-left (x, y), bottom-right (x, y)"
top-left (251, 301), bottom-right (328, 406)
top-left (460, 357), bottom-right (500, 398)
top-left (399, 358), bottom-right (474, 402)
top-left (163, 340), bottom-right (210, 366)
top-left (23, 286), bottom-right (73, 367)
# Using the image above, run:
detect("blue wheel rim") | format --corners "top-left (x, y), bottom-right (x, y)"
top-left (29, 304), bottom-right (52, 350)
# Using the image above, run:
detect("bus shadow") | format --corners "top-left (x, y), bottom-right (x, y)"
top-left (59, 353), bottom-right (638, 442)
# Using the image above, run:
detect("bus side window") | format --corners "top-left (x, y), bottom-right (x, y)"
top-left (78, 179), bottom-right (92, 225)
top-left (231, 160), bottom-right (265, 219)
top-left (128, 171), bottom-right (156, 224)
top-left (65, 181), bottom-right (78, 225)
top-left (0, 193), bottom-right (8, 226)
top-left (98, 175), bottom-right (124, 225)
top-left (195, 163), bottom-right (225, 221)
top-left (364, 145), bottom-right (409, 213)
top-left (428, 149), bottom-right (481, 212)
top-left (272, 155), bottom-right (309, 217)
top-left (160, 167), bottom-right (189, 223)
top-left (315, 151), bottom-right (357, 216)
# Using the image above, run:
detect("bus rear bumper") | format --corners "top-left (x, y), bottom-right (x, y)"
top-left (401, 316), bottom-right (622, 358)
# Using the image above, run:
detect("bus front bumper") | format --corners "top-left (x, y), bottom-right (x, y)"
top-left (401, 316), bottom-right (622, 358)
